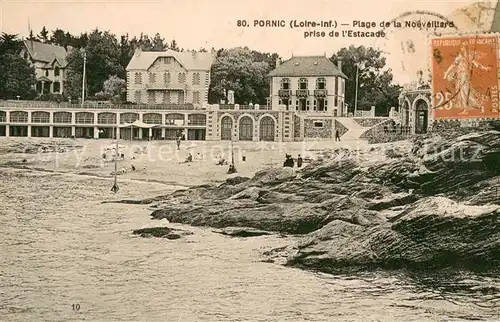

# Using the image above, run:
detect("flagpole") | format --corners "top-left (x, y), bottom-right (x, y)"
top-left (81, 50), bottom-right (86, 107)
top-left (111, 125), bottom-right (120, 193)
top-left (354, 63), bottom-right (359, 116)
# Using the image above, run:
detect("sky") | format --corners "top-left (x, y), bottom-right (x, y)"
top-left (0, 0), bottom-right (489, 83)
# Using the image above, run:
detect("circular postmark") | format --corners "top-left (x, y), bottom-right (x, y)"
top-left (370, 10), bottom-right (459, 86)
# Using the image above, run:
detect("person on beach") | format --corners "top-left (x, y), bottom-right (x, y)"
top-left (176, 137), bottom-right (181, 150)
top-left (283, 154), bottom-right (294, 167)
top-left (335, 129), bottom-right (340, 142)
top-left (297, 154), bottom-right (303, 168)
top-left (216, 156), bottom-right (226, 166)
top-left (179, 153), bottom-right (193, 164)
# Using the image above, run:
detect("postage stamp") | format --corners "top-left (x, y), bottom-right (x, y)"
top-left (431, 34), bottom-right (500, 119)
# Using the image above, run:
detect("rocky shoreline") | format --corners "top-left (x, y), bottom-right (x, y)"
top-left (123, 131), bottom-right (500, 273)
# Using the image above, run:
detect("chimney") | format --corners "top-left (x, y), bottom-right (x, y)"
top-left (276, 57), bottom-right (280, 68)
top-left (337, 58), bottom-right (342, 72)
top-left (134, 48), bottom-right (142, 56)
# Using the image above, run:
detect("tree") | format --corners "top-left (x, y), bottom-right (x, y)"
top-left (0, 34), bottom-right (36, 99)
top-left (152, 33), bottom-right (167, 51)
top-left (49, 28), bottom-right (76, 48)
top-left (138, 33), bottom-right (153, 51)
top-left (94, 75), bottom-right (126, 102)
top-left (330, 45), bottom-right (401, 116)
top-left (0, 32), bottom-right (21, 54)
top-left (37, 26), bottom-right (49, 43)
top-left (208, 47), bottom-right (275, 105)
top-left (170, 40), bottom-right (179, 51)
top-left (64, 29), bottom-right (123, 99)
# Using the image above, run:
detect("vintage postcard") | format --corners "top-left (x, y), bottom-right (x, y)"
top-left (1, 0), bottom-right (500, 321)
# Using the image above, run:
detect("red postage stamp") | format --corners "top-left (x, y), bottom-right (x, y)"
top-left (431, 34), bottom-right (500, 119)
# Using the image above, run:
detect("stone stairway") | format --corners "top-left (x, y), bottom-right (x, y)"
top-left (336, 118), bottom-right (368, 140)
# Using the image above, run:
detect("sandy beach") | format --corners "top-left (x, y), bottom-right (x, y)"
top-left (0, 137), bottom-right (376, 187)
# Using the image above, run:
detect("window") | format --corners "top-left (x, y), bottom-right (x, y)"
top-left (53, 82), bottom-right (60, 93)
top-left (45, 70), bottom-right (49, 77)
top-left (97, 113), bottom-right (116, 124)
top-left (142, 113), bottom-right (162, 124)
top-left (192, 72), bottom-right (200, 85)
top-left (188, 114), bottom-right (206, 125)
top-left (334, 77), bottom-right (338, 94)
top-left (31, 112), bottom-right (50, 123)
top-left (149, 73), bottom-right (156, 84)
top-left (75, 112), bottom-right (94, 124)
top-left (148, 91), bottom-right (156, 104)
top-left (165, 57), bottom-right (172, 64)
top-left (120, 113), bottom-right (138, 124)
top-left (54, 66), bottom-right (60, 77)
top-left (134, 72), bottom-right (142, 84)
top-left (178, 72), bottom-right (186, 83)
top-left (317, 99), bottom-right (326, 111)
top-left (299, 78), bottom-right (308, 89)
top-left (134, 90), bottom-right (142, 103)
top-left (281, 78), bottom-right (290, 89)
top-left (164, 72), bottom-right (171, 84)
top-left (316, 78), bottom-right (326, 89)
top-left (314, 121), bottom-right (324, 128)
top-left (10, 111), bottom-right (28, 123)
top-left (53, 112), bottom-right (72, 123)
top-left (193, 91), bottom-right (200, 104)
top-left (163, 91), bottom-right (171, 104)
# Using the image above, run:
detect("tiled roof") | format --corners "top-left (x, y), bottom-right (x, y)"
top-left (126, 50), bottom-right (215, 71)
top-left (23, 40), bottom-right (68, 67)
top-left (268, 56), bottom-right (347, 78)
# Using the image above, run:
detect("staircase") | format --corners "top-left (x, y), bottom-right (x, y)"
top-left (336, 118), bottom-right (368, 140)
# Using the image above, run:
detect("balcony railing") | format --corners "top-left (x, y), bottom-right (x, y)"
top-left (314, 89), bottom-right (328, 97)
top-left (278, 89), bottom-right (292, 97)
top-left (0, 100), bottom-right (196, 110)
top-left (296, 89), bottom-right (309, 97)
top-left (145, 84), bottom-right (186, 90)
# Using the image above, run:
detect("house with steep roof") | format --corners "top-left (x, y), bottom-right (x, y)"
top-left (126, 49), bottom-right (216, 108)
top-left (20, 40), bottom-right (69, 95)
top-left (268, 55), bottom-right (347, 116)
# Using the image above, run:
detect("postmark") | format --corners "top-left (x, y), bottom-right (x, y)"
top-left (370, 10), bottom-right (459, 85)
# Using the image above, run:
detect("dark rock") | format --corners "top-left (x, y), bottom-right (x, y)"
top-left (129, 130), bottom-right (500, 273)
top-left (285, 197), bottom-right (500, 273)
top-left (214, 227), bottom-right (272, 237)
top-left (132, 226), bottom-right (193, 239)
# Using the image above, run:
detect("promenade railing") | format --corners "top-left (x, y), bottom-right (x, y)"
top-left (0, 100), bottom-right (196, 110)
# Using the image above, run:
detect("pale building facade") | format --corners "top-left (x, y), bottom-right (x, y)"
top-left (268, 56), bottom-right (347, 116)
top-left (19, 40), bottom-right (69, 95)
top-left (126, 49), bottom-right (215, 109)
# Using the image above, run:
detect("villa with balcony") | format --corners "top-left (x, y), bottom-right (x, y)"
top-left (19, 40), bottom-right (70, 95)
top-left (267, 55), bottom-right (350, 140)
top-left (268, 55), bottom-right (347, 116)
